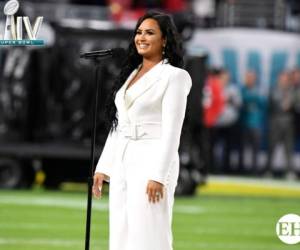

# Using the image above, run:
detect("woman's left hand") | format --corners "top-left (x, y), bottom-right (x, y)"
top-left (146, 180), bottom-right (164, 203)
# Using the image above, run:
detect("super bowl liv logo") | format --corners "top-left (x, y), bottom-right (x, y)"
top-left (0, 0), bottom-right (44, 45)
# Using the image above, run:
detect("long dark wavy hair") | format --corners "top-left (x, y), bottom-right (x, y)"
top-left (105, 11), bottom-right (184, 132)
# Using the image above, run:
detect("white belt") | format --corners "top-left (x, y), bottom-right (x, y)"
top-left (117, 122), bottom-right (161, 140)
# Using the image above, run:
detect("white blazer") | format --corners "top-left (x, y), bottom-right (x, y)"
top-left (95, 59), bottom-right (192, 186)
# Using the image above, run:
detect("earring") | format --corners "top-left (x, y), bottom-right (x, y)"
top-left (162, 45), bottom-right (166, 55)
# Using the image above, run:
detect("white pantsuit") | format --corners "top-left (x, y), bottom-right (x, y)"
top-left (95, 59), bottom-right (192, 250)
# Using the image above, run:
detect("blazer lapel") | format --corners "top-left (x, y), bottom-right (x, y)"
top-left (122, 59), bottom-right (168, 110)
top-left (117, 67), bottom-right (139, 109)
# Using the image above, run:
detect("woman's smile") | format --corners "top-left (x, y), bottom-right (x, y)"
top-left (137, 43), bottom-right (150, 49)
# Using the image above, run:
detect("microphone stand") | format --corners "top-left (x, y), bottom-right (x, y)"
top-left (80, 48), bottom-right (123, 250)
top-left (83, 56), bottom-right (102, 250)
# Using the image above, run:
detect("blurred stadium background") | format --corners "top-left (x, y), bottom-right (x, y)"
top-left (0, 0), bottom-right (300, 249)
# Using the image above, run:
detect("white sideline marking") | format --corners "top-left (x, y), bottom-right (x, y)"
top-left (0, 238), bottom-right (84, 246)
top-left (0, 238), bottom-right (275, 249)
top-left (174, 205), bottom-right (205, 214)
top-left (0, 196), bottom-right (205, 214)
top-left (0, 222), bottom-right (82, 230)
top-left (0, 196), bottom-right (108, 211)
top-left (176, 241), bottom-right (280, 250)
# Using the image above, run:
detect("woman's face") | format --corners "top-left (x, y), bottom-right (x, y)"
top-left (135, 18), bottom-right (166, 60)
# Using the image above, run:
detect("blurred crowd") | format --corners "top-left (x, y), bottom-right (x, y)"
top-left (202, 67), bottom-right (300, 180)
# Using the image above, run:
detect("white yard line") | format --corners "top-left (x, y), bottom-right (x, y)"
top-left (0, 238), bottom-right (278, 249)
top-left (0, 196), bottom-right (108, 211)
top-left (176, 241), bottom-right (281, 250)
top-left (174, 205), bottom-right (205, 214)
top-left (0, 196), bottom-right (206, 214)
top-left (0, 238), bottom-right (84, 246)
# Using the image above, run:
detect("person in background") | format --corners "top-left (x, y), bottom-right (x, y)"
top-left (239, 71), bottom-right (265, 175)
top-left (202, 68), bottom-right (225, 173)
top-left (265, 71), bottom-right (296, 180)
top-left (215, 69), bottom-right (242, 173)
top-left (291, 68), bottom-right (300, 144)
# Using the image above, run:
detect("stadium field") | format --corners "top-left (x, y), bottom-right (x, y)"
top-left (0, 177), bottom-right (300, 250)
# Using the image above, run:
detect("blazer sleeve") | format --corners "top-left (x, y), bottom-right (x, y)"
top-left (94, 127), bottom-right (118, 181)
top-left (149, 68), bottom-right (192, 185)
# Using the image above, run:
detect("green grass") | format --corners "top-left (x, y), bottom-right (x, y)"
top-left (0, 189), bottom-right (299, 250)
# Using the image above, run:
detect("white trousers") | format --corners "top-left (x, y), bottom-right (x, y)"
top-left (108, 140), bottom-right (178, 250)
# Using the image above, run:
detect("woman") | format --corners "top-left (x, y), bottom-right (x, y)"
top-left (92, 11), bottom-right (192, 250)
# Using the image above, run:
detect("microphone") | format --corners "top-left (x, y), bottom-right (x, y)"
top-left (80, 48), bottom-right (125, 59)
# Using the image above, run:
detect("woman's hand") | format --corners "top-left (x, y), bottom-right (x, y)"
top-left (92, 173), bottom-right (108, 199)
top-left (146, 180), bottom-right (164, 203)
